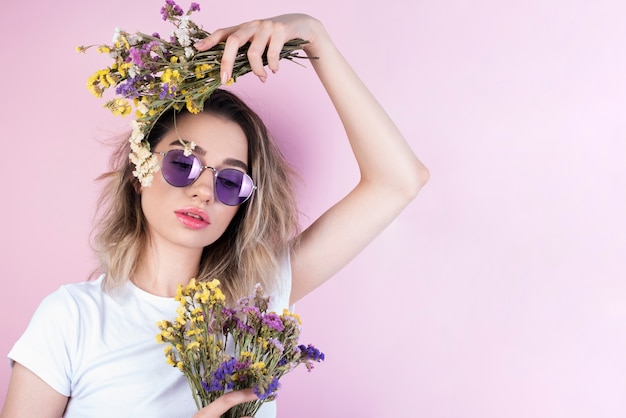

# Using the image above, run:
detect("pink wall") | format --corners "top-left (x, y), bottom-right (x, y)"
top-left (2, 0), bottom-right (626, 416)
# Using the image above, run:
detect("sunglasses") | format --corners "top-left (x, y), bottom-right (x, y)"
top-left (156, 149), bottom-right (256, 206)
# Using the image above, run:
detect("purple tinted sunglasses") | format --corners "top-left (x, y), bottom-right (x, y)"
top-left (156, 149), bottom-right (256, 206)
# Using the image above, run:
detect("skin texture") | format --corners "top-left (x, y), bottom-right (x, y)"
top-left (1, 13), bottom-right (428, 418)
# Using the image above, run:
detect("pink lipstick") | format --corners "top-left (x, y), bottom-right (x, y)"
top-left (174, 207), bottom-right (210, 230)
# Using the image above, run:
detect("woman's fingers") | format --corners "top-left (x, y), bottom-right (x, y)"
top-left (192, 389), bottom-right (258, 418)
top-left (194, 15), bottom-right (314, 84)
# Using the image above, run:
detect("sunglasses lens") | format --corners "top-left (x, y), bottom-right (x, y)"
top-left (160, 150), bottom-right (255, 205)
top-left (216, 169), bottom-right (255, 206)
top-left (161, 150), bottom-right (201, 187)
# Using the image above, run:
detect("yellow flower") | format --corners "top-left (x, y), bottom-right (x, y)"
top-left (282, 309), bottom-right (302, 325)
top-left (105, 98), bottom-right (132, 116)
top-left (211, 288), bottom-right (225, 304)
top-left (186, 98), bottom-right (201, 114)
top-left (251, 361), bottom-right (266, 370)
top-left (105, 72), bottom-right (116, 86)
top-left (116, 35), bottom-right (130, 50)
top-left (187, 341), bottom-right (200, 351)
top-left (97, 45), bottom-right (111, 53)
top-left (194, 63), bottom-right (213, 79)
top-left (117, 63), bottom-right (131, 77)
top-left (161, 68), bottom-right (182, 84)
top-left (198, 288), bottom-right (210, 304)
top-left (186, 328), bottom-right (203, 337)
top-left (86, 70), bottom-right (109, 98)
top-left (75, 45), bottom-right (86, 53)
top-left (174, 284), bottom-right (185, 301)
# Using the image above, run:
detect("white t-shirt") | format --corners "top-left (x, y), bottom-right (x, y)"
top-left (8, 264), bottom-right (291, 418)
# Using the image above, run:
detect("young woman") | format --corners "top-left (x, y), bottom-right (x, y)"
top-left (1, 13), bottom-right (428, 418)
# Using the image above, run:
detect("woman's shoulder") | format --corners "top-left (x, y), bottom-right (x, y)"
top-left (38, 275), bottom-right (107, 313)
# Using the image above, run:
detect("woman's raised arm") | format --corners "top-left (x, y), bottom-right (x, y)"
top-left (195, 14), bottom-right (429, 304)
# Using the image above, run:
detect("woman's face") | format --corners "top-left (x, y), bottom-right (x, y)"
top-left (141, 112), bottom-right (249, 255)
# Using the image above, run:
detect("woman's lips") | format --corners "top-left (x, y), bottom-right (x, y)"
top-left (174, 207), bottom-right (210, 230)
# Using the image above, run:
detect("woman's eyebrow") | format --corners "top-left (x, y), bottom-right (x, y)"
top-left (223, 158), bottom-right (249, 171)
top-left (169, 140), bottom-right (206, 156)
top-left (168, 140), bottom-right (248, 171)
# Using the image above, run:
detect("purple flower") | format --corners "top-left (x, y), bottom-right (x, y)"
top-left (161, 0), bottom-right (184, 20)
top-left (189, 2), bottom-right (200, 12)
top-left (160, 5), bottom-right (169, 20)
top-left (267, 338), bottom-right (284, 353)
top-left (129, 47), bottom-right (144, 68)
top-left (204, 358), bottom-right (237, 392)
top-left (235, 317), bottom-right (255, 335)
top-left (262, 313), bottom-right (284, 332)
top-left (255, 377), bottom-right (280, 400)
top-left (241, 305), bottom-right (260, 316)
top-left (116, 81), bottom-right (137, 98)
top-left (160, 83), bottom-right (176, 99)
top-left (298, 344), bottom-right (325, 362)
top-left (128, 41), bottom-right (161, 70)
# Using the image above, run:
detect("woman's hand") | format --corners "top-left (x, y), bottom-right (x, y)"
top-left (194, 14), bottom-right (326, 84)
top-left (192, 389), bottom-right (258, 418)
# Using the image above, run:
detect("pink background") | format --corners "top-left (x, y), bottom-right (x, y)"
top-left (2, 0), bottom-right (626, 416)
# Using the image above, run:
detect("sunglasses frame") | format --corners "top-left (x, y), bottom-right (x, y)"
top-left (156, 149), bottom-right (257, 206)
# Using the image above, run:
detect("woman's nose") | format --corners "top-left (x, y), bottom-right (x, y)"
top-left (188, 167), bottom-right (216, 203)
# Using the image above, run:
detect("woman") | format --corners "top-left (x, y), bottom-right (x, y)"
top-left (1, 13), bottom-right (428, 418)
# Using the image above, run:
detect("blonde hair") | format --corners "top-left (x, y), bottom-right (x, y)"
top-left (92, 90), bottom-right (300, 303)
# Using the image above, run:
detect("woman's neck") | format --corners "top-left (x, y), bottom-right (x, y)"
top-left (132, 241), bottom-right (203, 297)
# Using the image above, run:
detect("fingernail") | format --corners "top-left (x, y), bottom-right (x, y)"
top-left (194, 39), bottom-right (205, 49)
top-left (259, 76), bottom-right (267, 83)
top-left (221, 71), bottom-right (228, 85)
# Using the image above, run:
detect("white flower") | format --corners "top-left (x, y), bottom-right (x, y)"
top-left (174, 18), bottom-right (193, 47)
top-left (128, 65), bottom-right (140, 78)
top-left (183, 141), bottom-right (196, 156)
top-left (112, 27), bottom-right (122, 43)
top-left (180, 15), bottom-right (190, 29)
top-left (136, 101), bottom-right (149, 115)
top-left (130, 120), bottom-right (145, 144)
top-left (175, 29), bottom-right (191, 46)
top-left (129, 141), bottom-right (159, 187)
top-left (127, 33), bottom-right (143, 45)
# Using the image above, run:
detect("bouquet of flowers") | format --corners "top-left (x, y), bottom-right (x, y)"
top-left (77, 0), bottom-right (310, 187)
top-left (156, 278), bottom-right (324, 417)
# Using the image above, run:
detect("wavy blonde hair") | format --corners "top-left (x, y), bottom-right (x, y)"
top-left (92, 89), bottom-right (300, 303)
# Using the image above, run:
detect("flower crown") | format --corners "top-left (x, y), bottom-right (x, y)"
top-left (78, 1), bottom-right (308, 187)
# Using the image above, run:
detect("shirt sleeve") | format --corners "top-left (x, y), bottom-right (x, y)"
top-left (268, 251), bottom-right (293, 313)
top-left (8, 286), bottom-right (79, 397)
